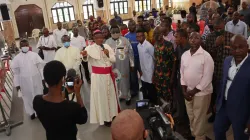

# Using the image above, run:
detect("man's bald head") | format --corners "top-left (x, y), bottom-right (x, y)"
top-left (233, 11), bottom-right (240, 22)
top-left (242, 1), bottom-right (248, 9)
top-left (111, 110), bottom-right (146, 140)
top-left (230, 34), bottom-right (249, 64)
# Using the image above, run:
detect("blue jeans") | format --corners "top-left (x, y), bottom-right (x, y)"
top-left (130, 59), bottom-right (141, 95)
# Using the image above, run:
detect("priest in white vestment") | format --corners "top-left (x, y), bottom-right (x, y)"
top-left (54, 35), bottom-right (81, 75)
top-left (81, 30), bottom-right (120, 126)
top-left (11, 39), bottom-right (45, 120)
top-left (37, 28), bottom-right (57, 63)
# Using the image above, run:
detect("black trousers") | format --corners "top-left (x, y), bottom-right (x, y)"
top-left (141, 80), bottom-right (157, 105)
top-left (80, 61), bottom-right (90, 82)
top-left (173, 75), bottom-right (189, 123)
top-left (210, 79), bottom-right (221, 115)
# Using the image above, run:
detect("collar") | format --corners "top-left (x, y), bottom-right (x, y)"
top-left (139, 39), bottom-right (147, 46)
top-left (231, 54), bottom-right (249, 68)
top-left (189, 46), bottom-right (204, 56)
top-left (230, 20), bottom-right (241, 26)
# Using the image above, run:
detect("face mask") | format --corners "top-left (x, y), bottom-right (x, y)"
top-left (215, 30), bottom-right (224, 37)
top-left (152, 12), bottom-right (157, 17)
top-left (63, 42), bottom-right (70, 48)
top-left (111, 33), bottom-right (120, 40)
top-left (21, 46), bottom-right (29, 53)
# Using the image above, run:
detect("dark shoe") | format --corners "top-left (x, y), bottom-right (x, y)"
top-left (206, 136), bottom-right (212, 140)
top-left (104, 121), bottom-right (112, 127)
top-left (30, 113), bottom-right (36, 120)
top-left (208, 114), bottom-right (215, 123)
top-left (187, 136), bottom-right (195, 140)
top-left (125, 99), bottom-right (131, 105)
top-left (139, 87), bottom-right (143, 92)
top-left (131, 92), bottom-right (138, 97)
top-left (119, 98), bottom-right (125, 102)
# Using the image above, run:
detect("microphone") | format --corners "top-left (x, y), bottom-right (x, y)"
top-left (100, 44), bottom-right (105, 50)
top-left (100, 44), bottom-right (109, 57)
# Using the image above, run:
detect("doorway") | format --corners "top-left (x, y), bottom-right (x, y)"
top-left (14, 4), bottom-right (45, 38)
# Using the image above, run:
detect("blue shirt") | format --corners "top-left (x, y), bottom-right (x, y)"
top-left (125, 32), bottom-right (139, 60)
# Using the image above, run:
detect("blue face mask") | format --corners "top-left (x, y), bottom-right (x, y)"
top-left (63, 42), bottom-right (70, 48)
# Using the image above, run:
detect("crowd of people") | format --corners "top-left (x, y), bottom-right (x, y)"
top-left (7, 1), bottom-right (250, 140)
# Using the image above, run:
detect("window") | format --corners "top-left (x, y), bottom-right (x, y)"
top-left (110, 0), bottom-right (128, 15)
top-left (156, 0), bottom-right (164, 9)
top-left (135, 0), bottom-right (151, 12)
top-left (0, 22), bottom-right (4, 31)
top-left (169, 0), bottom-right (172, 8)
top-left (51, 2), bottom-right (75, 23)
top-left (83, 0), bottom-right (97, 20)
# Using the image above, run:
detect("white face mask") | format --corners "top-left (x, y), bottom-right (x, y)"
top-left (21, 46), bottom-right (29, 53)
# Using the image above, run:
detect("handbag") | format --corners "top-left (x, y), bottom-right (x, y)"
top-left (38, 49), bottom-right (44, 60)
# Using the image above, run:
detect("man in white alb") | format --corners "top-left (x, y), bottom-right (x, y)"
top-left (37, 28), bottom-right (57, 62)
top-left (53, 22), bottom-right (68, 49)
top-left (81, 30), bottom-right (120, 126)
top-left (11, 39), bottom-right (45, 120)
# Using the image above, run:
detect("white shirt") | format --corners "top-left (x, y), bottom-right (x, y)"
top-left (137, 40), bottom-right (154, 83)
top-left (247, 36), bottom-right (250, 49)
top-left (225, 20), bottom-right (248, 39)
top-left (53, 28), bottom-right (68, 47)
top-left (225, 55), bottom-right (248, 100)
top-left (71, 35), bottom-right (86, 51)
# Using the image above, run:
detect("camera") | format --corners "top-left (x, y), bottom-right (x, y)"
top-left (66, 69), bottom-right (79, 89)
top-left (136, 100), bottom-right (186, 140)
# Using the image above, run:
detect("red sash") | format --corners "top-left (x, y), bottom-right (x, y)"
top-left (92, 66), bottom-right (121, 113)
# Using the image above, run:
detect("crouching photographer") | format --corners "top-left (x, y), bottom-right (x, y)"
top-left (33, 60), bottom-right (88, 140)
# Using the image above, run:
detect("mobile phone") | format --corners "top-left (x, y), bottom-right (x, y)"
top-left (66, 82), bottom-right (74, 87)
top-left (136, 100), bottom-right (149, 111)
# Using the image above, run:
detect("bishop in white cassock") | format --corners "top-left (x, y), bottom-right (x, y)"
top-left (37, 28), bottom-right (57, 63)
top-left (81, 30), bottom-right (120, 126)
top-left (11, 40), bottom-right (45, 119)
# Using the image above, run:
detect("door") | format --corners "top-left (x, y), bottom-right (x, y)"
top-left (14, 4), bottom-right (45, 38)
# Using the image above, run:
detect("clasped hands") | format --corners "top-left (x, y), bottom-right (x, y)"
top-left (183, 88), bottom-right (201, 101)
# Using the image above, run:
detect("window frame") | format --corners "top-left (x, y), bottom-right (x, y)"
top-left (51, 2), bottom-right (76, 24)
top-left (0, 22), bottom-right (4, 31)
top-left (135, 0), bottom-right (151, 12)
top-left (156, 0), bottom-right (164, 9)
top-left (169, 0), bottom-right (172, 8)
top-left (110, 0), bottom-right (128, 15)
top-left (82, 4), bottom-right (96, 20)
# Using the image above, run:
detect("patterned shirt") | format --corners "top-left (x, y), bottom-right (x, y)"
top-left (204, 31), bottom-right (234, 81)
